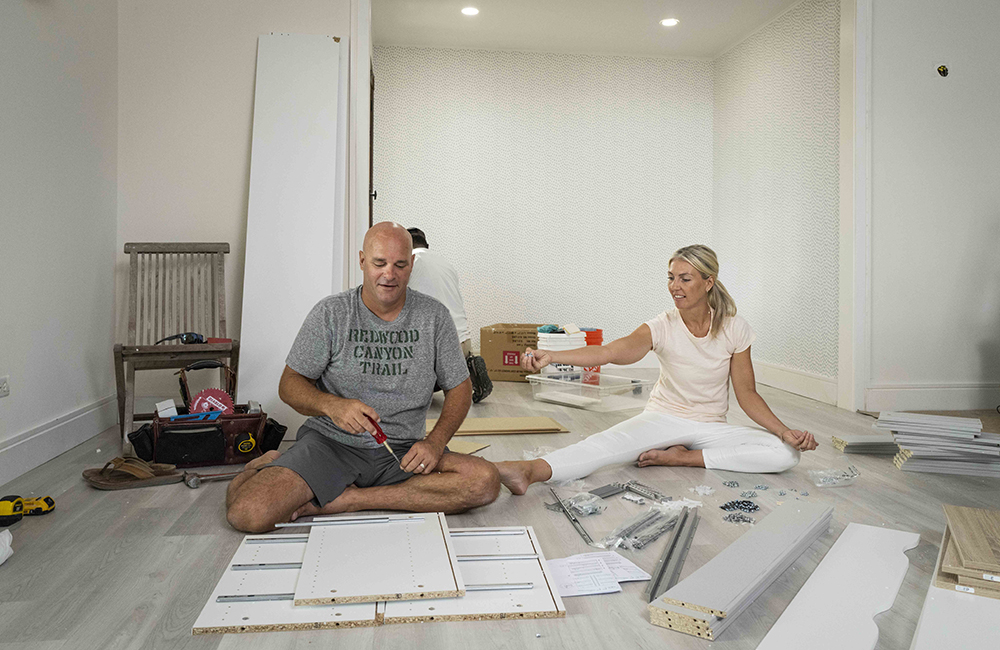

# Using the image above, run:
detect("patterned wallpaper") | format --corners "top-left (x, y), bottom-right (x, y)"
top-left (373, 47), bottom-right (715, 348)
top-left (712, 0), bottom-right (840, 378)
top-left (373, 0), bottom-right (840, 377)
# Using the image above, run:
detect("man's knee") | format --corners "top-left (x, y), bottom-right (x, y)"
top-left (461, 459), bottom-right (501, 508)
top-left (226, 497), bottom-right (274, 534)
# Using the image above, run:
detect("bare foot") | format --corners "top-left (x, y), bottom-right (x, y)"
top-left (246, 449), bottom-right (281, 471)
top-left (637, 445), bottom-right (703, 468)
top-left (291, 485), bottom-right (359, 520)
top-left (495, 460), bottom-right (550, 495)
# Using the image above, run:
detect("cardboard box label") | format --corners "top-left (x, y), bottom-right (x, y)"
top-left (502, 351), bottom-right (520, 366)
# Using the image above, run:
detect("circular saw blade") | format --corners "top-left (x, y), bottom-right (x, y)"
top-left (191, 388), bottom-right (235, 414)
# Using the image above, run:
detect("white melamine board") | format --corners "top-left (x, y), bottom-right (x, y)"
top-left (876, 412), bottom-right (982, 430)
top-left (909, 586), bottom-right (1000, 649)
top-left (294, 512), bottom-right (463, 605)
top-left (192, 535), bottom-right (375, 634)
top-left (384, 526), bottom-right (564, 623)
top-left (450, 527), bottom-right (537, 556)
top-left (756, 523), bottom-right (920, 650)
top-left (661, 503), bottom-right (833, 616)
top-left (239, 33), bottom-right (347, 427)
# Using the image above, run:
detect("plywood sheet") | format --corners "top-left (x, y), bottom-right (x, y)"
top-left (383, 526), bottom-right (564, 623)
top-left (447, 439), bottom-right (490, 455)
top-left (756, 523), bottom-right (919, 650)
top-left (192, 535), bottom-right (376, 634)
top-left (942, 504), bottom-right (1000, 572)
top-left (429, 417), bottom-right (569, 436)
top-left (294, 512), bottom-right (463, 605)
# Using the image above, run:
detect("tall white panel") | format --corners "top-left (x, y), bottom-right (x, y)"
top-left (240, 34), bottom-right (346, 429)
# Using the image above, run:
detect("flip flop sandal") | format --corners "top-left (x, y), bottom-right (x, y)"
top-left (82, 457), bottom-right (183, 490)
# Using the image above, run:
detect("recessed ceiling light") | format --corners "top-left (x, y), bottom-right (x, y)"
top-left (462, 7), bottom-right (479, 16)
top-left (660, 18), bottom-right (680, 27)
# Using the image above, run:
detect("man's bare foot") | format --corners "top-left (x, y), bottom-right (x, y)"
top-left (637, 445), bottom-right (705, 468)
top-left (245, 449), bottom-right (281, 471)
top-left (291, 485), bottom-right (359, 520)
top-left (495, 460), bottom-right (551, 495)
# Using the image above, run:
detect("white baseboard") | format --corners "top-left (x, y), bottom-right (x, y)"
top-left (0, 395), bottom-right (117, 487)
top-left (754, 362), bottom-right (839, 405)
top-left (866, 383), bottom-right (1000, 412)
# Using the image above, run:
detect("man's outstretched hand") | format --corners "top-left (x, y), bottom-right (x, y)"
top-left (401, 439), bottom-right (445, 474)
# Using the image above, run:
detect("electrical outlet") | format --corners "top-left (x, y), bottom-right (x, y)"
top-left (0, 375), bottom-right (9, 398)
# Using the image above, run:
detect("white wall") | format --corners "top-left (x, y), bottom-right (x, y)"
top-left (117, 0), bottom-right (353, 399)
top-left (373, 47), bottom-right (715, 348)
top-left (713, 0), bottom-right (841, 402)
top-left (0, 0), bottom-right (118, 483)
top-left (867, 0), bottom-right (1000, 410)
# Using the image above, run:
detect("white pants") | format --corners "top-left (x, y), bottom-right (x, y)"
top-left (544, 410), bottom-right (801, 482)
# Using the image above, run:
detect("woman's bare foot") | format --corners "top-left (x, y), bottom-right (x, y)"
top-left (291, 485), bottom-right (359, 521)
top-left (637, 445), bottom-right (705, 468)
top-left (495, 460), bottom-right (552, 495)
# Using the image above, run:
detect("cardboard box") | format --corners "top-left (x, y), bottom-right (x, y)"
top-left (480, 323), bottom-right (544, 382)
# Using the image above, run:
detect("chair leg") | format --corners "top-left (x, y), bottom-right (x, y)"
top-left (113, 345), bottom-right (126, 439)
top-left (229, 340), bottom-right (240, 403)
top-left (122, 363), bottom-right (137, 456)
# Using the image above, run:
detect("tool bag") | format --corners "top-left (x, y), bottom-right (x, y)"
top-left (128, 360), bottom-right (287, 467)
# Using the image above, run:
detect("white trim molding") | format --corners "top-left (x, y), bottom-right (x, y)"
top-left (866, 383), bottom-right (1000, 413)
top-left (0, 395), bottom-right (117, 486)
top-left (854, 0), bottom-right (874, 412)
top-left (755, 362), bottom-right (839, 405)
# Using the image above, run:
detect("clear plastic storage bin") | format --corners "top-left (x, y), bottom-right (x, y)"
top-left (526, 372), bottom-right (655, 412)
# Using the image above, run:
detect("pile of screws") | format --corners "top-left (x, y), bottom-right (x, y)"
top-left (723, 512), bottom-right (756, 525)
top-left (722, 481), bottom-right (740, 488)
top-left (778, 490), bottom-right (787, 496)
top-left (800, 491), bottom-right (809, 496)
top-left (720, 499), bottom-right (760, 513)
top-left (740, 490), bottom-right (758, 499)
top-left (754, 484), bottom-right (770, 491)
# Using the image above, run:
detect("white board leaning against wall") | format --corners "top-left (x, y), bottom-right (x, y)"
top-left (240, 33), bottom-right (349, 432)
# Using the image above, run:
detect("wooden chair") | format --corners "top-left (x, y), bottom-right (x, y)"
top-left (114, 243), bottom-right (240, 451)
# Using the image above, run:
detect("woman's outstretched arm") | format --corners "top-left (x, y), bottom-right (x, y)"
top-left (730, 348), bottom-right (818, 451)
top-left (521, 324), bottom-right (653, 372)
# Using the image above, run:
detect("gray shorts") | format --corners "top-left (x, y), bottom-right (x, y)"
top-left (269, 427), bottom-right (436, 506)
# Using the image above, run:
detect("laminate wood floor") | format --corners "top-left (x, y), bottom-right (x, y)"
top-left (2, 375), bottom-right (997, 650)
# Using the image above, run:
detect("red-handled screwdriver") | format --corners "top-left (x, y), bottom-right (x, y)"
top-left (365, 414), bottom-right (402, 465)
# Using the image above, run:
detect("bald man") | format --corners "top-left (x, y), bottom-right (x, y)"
top-left (226, 223), bottom-right (500, 532)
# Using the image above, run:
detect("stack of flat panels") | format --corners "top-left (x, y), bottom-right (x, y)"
top-left (192, 516), bottom-right (564, 635)
top-left (830, 432), bottom-right (897, 455)
top-left (933, 505), bottom-right (1000, 600)
top-left (426, 416), bottom-right (569, 436)
top-left (648, 502), bottom-right (833, 640)
top-left (874, 412), bottom-right (1000, 477)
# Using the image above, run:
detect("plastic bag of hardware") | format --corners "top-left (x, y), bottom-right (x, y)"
top-left (601, 506), bottom-right (679, 551)
top-left (807, 465), bottom-right (860, 488)
top-left (563, 492), bottom-right (606, 516)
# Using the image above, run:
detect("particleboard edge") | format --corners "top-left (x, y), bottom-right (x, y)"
top-left (294, 588), bottom-right (464, 607)
top-left (193, 618), bottom-right (376, 635)
top-left (648, 604), bottom-right (715, 640)
top-left (658, 597), bottom-right (725, 618)
top-left (383, 610), bottom-right (566, 625)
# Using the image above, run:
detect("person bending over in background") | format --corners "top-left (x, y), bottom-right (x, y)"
top-left (496, 244), bottom-right (817, 495)
top-left (407, 227), bottom-right (492, 403)
top-left (226, 223), bottom-right (500, 533)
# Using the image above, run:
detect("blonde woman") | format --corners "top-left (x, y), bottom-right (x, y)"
top-left (497, 245), bottom-right (817, 495)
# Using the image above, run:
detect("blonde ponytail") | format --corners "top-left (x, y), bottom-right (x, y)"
top-left (669, 245), bottom-right (737, 339)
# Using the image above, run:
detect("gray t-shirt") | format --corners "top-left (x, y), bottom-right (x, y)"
top-left (285, 286), bottom-right (469, 448)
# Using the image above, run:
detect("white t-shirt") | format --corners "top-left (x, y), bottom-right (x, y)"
top-left (643, 309), bottom-right (755, 423)
top-left (408, 247), bottom-right (472, 343)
